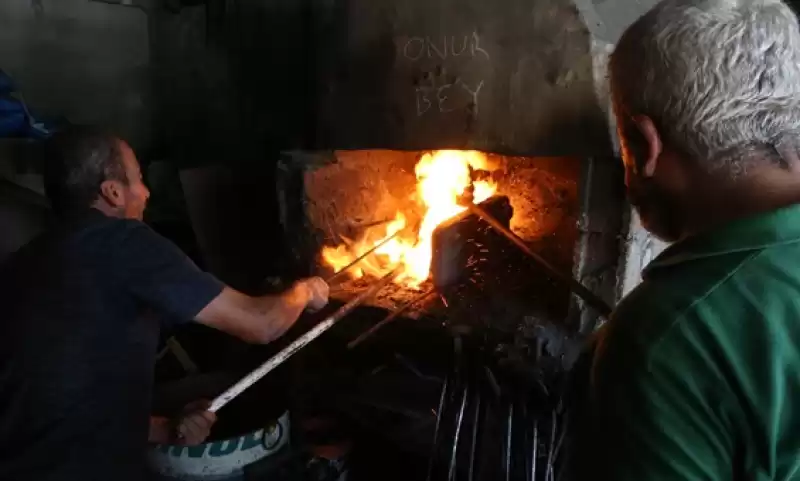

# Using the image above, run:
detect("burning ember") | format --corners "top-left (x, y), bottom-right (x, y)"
top-left (322, 150), bottom-right (497, 287)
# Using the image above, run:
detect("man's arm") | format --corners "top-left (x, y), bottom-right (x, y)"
top-left (195, 279), bottom-right (328, 344)
top-left (572, 317), bottom-right (735, 481)
top-left (118, 221), bottom-right (328, 342)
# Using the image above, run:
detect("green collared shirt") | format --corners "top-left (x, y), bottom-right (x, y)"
top-left (573, 204), bottom-right (800, 481)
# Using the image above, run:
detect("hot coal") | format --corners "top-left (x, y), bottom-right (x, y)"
top-left (329, 277), bottom-right (442, 319)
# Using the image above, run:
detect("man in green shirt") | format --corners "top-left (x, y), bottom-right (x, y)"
top-left (572, 0), bottom-right (800, 479)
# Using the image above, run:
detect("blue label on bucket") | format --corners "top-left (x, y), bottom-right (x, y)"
top-left (156, 429), bottom-right (269, 459)
top-left (240, 432), bottom-right (262, 451)
top-left (167, 444), bottom-right (208, 458)
top-left (209, 439), bottom-right (240, 457)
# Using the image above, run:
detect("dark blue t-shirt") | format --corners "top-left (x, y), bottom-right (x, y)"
top-left (0, 209), bottom-right (224, 481)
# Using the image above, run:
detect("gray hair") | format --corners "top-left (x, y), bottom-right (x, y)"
top-left (610, 0), bottom-right (800, 173)
top-left (43, 126), bottom-right (127, 215)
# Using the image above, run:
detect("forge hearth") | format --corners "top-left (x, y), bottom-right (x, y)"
top-left (277, 149), bottom-right (581, 331)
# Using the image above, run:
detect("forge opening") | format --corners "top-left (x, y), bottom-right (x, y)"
top-left (278, 149), bottom-right (582, 329)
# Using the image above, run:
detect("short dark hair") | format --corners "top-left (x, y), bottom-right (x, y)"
top-left (43, 126), bottom-right (127, 214)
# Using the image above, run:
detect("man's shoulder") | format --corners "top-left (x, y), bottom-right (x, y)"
top-left (608, 250), bottom-right (750, 352)
top-left (73, 216), bottom-right (172, 255)
top-left (587, 252), bottom-right (759, 417)
top-left (80, 216), bottom-right (153, 238)
top-left (611, 244), bottom-right (798, 359)
top-left (3, 217), bottom-right (174, 278)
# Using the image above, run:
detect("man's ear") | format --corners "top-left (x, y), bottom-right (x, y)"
top-left (99, 180), bottom-right (125, 208)
top-left (631, 115), bottom-right (662, 178)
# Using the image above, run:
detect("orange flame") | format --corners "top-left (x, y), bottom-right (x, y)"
top-left (321, 150), bottom-right (497, 287)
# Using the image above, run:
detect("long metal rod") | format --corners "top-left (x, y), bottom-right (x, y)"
top-left (465, 202), bottom-right (612, 317)
top-left (531, 420), bottom-right (538, 481)
top-left (468, 391), bottom-right (481, 481)
top-left (546, 410), bottom-right (557, 481)
top-left (426, 376), bottom-right (450, 481)
top-left (347, 288), bottom-right (435, 349)
top-left (326, 229), bottom-right (402, 284)
top-left (448, 386), bottom-right (469, 481)
top-left (551, 414), bottom-right (568, 481)
top-left (209, 268), bottom-right (401, 413)
top-left (506, 403), bottom-right (514, 481)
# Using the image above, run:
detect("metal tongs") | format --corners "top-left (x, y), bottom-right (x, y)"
top-left (457, 194), bottom-right (612, 317)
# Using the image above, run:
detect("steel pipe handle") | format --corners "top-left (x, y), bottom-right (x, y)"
top-left (209, 267), bottom-right (402, 413)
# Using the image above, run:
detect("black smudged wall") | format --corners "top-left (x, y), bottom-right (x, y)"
top-left (312, 0), bottom-right (612, 155)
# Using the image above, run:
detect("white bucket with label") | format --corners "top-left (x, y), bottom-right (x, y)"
top-left (147, 371), bottom-right (290, 480)
top-left (147, 410), bottom-right (289, 480)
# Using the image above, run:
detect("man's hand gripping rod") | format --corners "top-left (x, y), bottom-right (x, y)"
top-left (209, 230), bottom-right (407, 413)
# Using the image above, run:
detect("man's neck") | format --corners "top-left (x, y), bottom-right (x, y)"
top-left (680, 168), bottom-right (800, 240)
top-left (90, 201), bottom-right (124, 219)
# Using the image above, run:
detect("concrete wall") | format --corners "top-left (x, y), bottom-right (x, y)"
top-left (311, 0), bottom-right (611, 157)
top-left (573, 0), bottom-right (670, 299)
top-left (574, 0), bottom-right (660, 44)
top-left (0, 0), bottom-right (151, 151)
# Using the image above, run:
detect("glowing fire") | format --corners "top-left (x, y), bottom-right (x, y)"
top-left (321, 150), bottom-right (497, 287)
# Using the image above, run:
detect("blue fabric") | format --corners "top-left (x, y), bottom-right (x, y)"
top-left (0, 209), bottom-right (224, 481)
top-left (0, 69), bottom-right (56, 139)
top-left (0, 97), bottom-right (27, 137)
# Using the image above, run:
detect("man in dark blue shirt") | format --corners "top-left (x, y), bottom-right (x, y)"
top-left (0, 127), bottom-right (329, 481)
